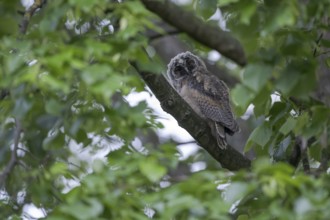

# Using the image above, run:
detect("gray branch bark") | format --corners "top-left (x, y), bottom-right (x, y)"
top-left (141, 0), bottom-right (247, 66)
top-left (0, 119), bottom-right (22, 188)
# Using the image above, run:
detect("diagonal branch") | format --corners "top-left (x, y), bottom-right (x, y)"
top-left (0, 119), bottom-right (22, 188)
top-left (131, 63), bottom-right (251, 171)
top-left (19, 0), bottom-right (47, 35)
top-left (145, 21), bottom-right (182, 41)
top-left (140, 0), bottom-right (247, 66)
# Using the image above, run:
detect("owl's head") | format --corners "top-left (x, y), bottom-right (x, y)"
top-left (167, 51), bottom-right (206, 90)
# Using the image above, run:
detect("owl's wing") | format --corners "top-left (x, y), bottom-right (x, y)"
top-left (192, 73), bottom-right (239, 134)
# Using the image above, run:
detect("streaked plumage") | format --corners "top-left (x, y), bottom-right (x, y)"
top-left (167, 51), bottom-right (239, 149)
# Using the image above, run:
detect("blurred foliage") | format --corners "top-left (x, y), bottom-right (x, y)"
top-left (224, 0), bottom-right (330, 161)
top-left (0, 0), bottom-right (330, 219)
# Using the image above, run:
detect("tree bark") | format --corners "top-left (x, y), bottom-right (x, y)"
top-left (141, 0), bottom-right (247, 66)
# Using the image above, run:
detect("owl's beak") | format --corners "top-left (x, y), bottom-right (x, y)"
top-left (183, 67), bottom-right (190, 75)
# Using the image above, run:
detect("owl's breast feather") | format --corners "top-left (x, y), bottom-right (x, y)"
top-left (179, 84), bottom-right (205, 118)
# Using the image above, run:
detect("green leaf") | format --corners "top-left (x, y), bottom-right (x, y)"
top-left (0, 17), bottom-right (16, 36)
top-left (275, 70), bottom-right (300, 96)
top-left (320, 39), bottom-right (330, 48)
top-left (43, 131), bottom-right (65, 150)
top-left (50, 162), bottom-right (68, 175)
top-left (196, 0), bottom-right (218, 20)
top-left (243, 63), bottom-right (272, 92)
top-left (231, 85), bottom-right (255, 115)
top-left (245, 122), bottom-right (272, 152)
top-left (81, 64), bottom-right (111, 85)
top-left (224, 182), bottom-right (249, 204)
top-left (13, 97), bottom-right (33, 118)
top-left (39, 74), bottom-right (70, 93)
top-left (311, 106), bottom-right (330, 128)
top-left (59, 198), bottom-right (104, 219)
top-left (279, 117), bottom-right (297, 135)
top-left (45, 99), bottom-right (63, 115)
top-left (309, 142), bottom-right (322, 161)
top-left (293, 112), bottom-right (309, 136)
top-left (239, 1), bottom-right (257, 25)
top-left (218, 0), bottom-right (239, 7)
top-left (301, 106), bottom-right (330, 138)
top-left (139, 157), bottom-right (167, 182)
top-left (290, 72), bottom-right (316, 98)
top-left (264, 3), bottom-right (297, 33)
top-left (252, 86), bottom-right (272, 117)
top-left (237, 214), bottom-right (250, 220)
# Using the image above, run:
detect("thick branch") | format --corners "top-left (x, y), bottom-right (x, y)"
top-left (132, 64), bottom-right (251, 170)
top-left (145, 21), bottom-right (182, 41)
top-left (140, 0), bottom-right (246, 66)
top-left (0, 119), bottom-right (22, 188)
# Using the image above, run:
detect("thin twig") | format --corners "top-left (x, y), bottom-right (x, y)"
top-left (302, 154), bottom-right (310, 173)
top-left (300, 137), bottom-right (310, 173)
top-left (17, 147), bottom-right (39, 161)
top-left (67, 161), bottom-right (83, 170)
top-left (0, 119), bottom-right (22, 188)
top-left (176, 140), bottom-right (197, 146)
top-left (315, 50), bottom-right (330, 57)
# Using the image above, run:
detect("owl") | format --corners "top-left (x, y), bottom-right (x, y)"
top-left (167, 51), bottom-right (239, 149)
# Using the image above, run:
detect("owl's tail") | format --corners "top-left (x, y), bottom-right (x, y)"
top-left (215, 123), bottom-right (227, 149)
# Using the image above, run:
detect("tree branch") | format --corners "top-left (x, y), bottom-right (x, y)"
top-left (145, 21), bottom-right (182, 41)
top-left (318, 128), bottom-right (329, 172)
top-left (289, 137), bottom-right (302, 167)
top-left (19, 0), bottom-right (47, 35)
top-left (131, 63), bottom-right (251, 171)
top-left (148, 28), bottom-right (182, 41)
top-left (140, 0), bottom-right (247, 66)
top-left (0, 89), bottom-right (10, 100)
top-left (0, 119), bottom-right (22, 188)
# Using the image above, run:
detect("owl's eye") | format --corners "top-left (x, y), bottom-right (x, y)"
top-left (186, 59), bottom-right (196, 71)
top-left (175, 66), bottom-right (183, 72)
top-left (174, 66), bottom-right (185, 76)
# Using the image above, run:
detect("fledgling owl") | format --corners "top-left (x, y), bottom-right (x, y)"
top-left (167, 51), bottom-right (239, 149)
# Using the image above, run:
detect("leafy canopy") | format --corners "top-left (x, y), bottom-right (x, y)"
top-left (0, 0), bottom-right (330, 219)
